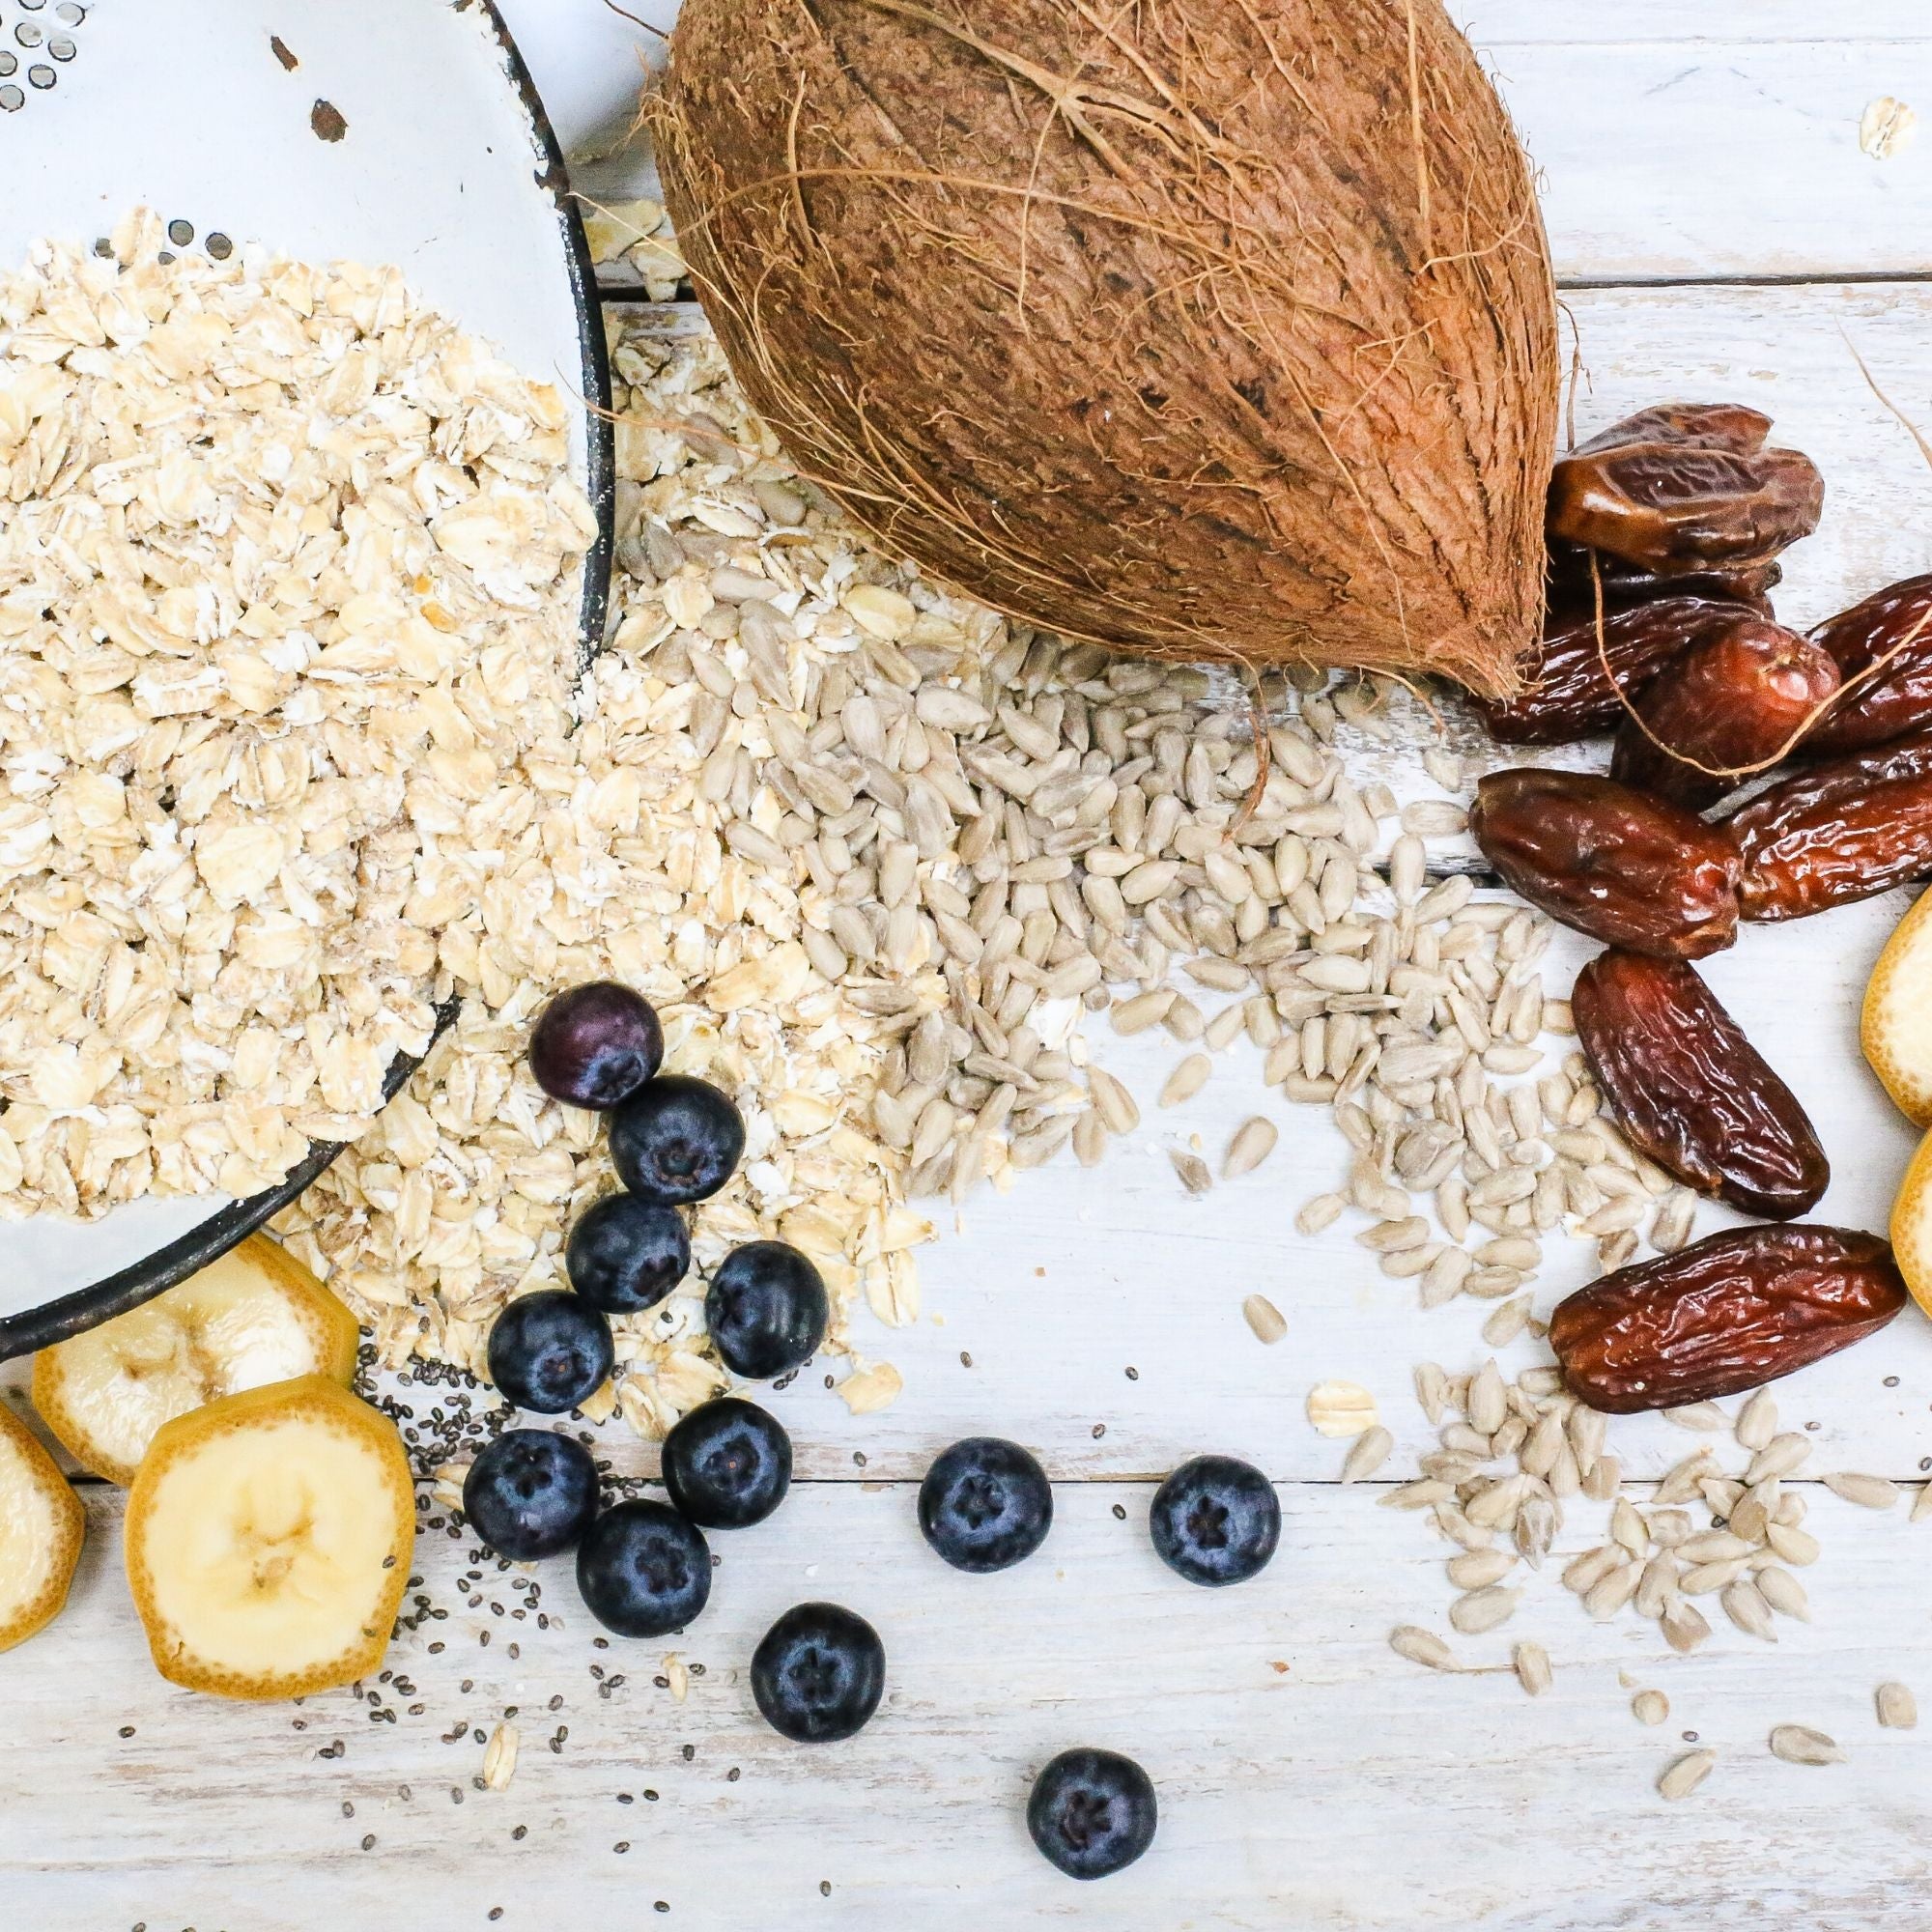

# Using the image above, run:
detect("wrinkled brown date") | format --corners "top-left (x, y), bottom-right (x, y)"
top-left (1806, 572), bottom-right (1932, 754)
top-left (1609, 613), bottom-right (1839, 810)
top-left (1469, 770), bottom-right (1741, 957)
top-left (1571, 950), bottom-right (1829, 1217)
top-left (1548, 537), bottom-right (1781, 614)
top-left (1549, 1226), bottom-right (1906, 1413)
top-left (1721, 728), bottom-right (1932, 920)
top-left (1548, 403), bottom-right (1824, 577)
top-left (1474, 595), bottom-right (1749, 745)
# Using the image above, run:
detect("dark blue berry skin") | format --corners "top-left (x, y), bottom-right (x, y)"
top-left (487, 1292), bottom-right (614, 1414)
top-left (704, 1242), bottom-right (828, 1380)
top-left (463, 1430), bottom-right (599, 1561)
top-left (1149, 1455), bottom-right (1280, 1587)
top-left (566, 1193), bottom-right (691, 1315)
top-left (610, 1075), bottom-right (746, 1206)
top-left (661, 1398), bottom-right (792, 1530)
top-left (751, 1603), bottom-right (884, 1743)
top-left (918, 1437), bottom-right (1053, 1574)
top-left (575, 1500), bottom-right (712, 1638)
top-left (528, 981), bottom-right (663, 1110)
top-left (1027, 1748), bottom-right (1157, 1881)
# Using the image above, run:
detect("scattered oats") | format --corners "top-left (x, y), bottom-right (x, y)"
top-left (1769, 1724), bottom-right (1844, 1767)
top-left (1340, 1426), bottom-right (1394, 1484)
top-left (1822, 1471), bottom-right (1899, 1510)
top-left (1513, 1640), bottom-right (1551, 1697)
top-left (662, 1654), bottom-right (691, 1703)
top-left (0, 213), bottom-right (595, 1217)
top-left (1632, 1690), bottom-right (1668, 1727)
top-left (1861, 95), bottom-right (1918, 160)
top-left (1877, 1682), bottom-right (1918, 1730)
top-left (1658, 1749), bottom-right (1716, 1801)
top-left (1306, 1380), bottom-right (1379, 1438)
top-left (1914, 1483), bottom-right (1932, 1524)
top-left (1242, 1293), bottom-right (1287, 1346)
top-left (481, 1723), bottom-right (520, 1792)
top-left (836, 1361), bottom-right (903, 1415)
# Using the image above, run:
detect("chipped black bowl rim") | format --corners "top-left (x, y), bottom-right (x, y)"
top-left (0, 5), bottom-right (614, 1362)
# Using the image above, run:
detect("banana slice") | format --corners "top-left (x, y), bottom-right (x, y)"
top-left (0, 1400), bottom-right (86, 1652)
top-left (1864, 885), bottom-right (1932, 1125)
top-left (1893, 1127), bottom-right (1932, 1321)
top-left (34, 1234), bottom-right (358, 1485)
top-left (125, 1376), bottom-right (414, 1700)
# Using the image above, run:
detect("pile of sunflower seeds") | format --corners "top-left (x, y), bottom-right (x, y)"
top-left (284, 309), bottom-right (1693, 1451)
top-left (1385, 1372), bottom-right (1837, 1663)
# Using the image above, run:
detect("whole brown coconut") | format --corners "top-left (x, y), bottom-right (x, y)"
top-left (649, 0), bottom-right (1558, 697)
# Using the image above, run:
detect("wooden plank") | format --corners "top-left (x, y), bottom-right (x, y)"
top-left (21, 872), bottom-right (1930, 1493)
top-left (577, 11), bottom-right (1932, 286)
top-left (7, 1482), bottom-right (1930, 1931)
top-left (1461, 3), bottom-right (1932, 44)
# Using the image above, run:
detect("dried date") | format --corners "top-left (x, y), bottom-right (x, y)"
top-left (1609, 613), bottom-right (1839, 810)
top-left (1721, 728), bottom-right (1932, 920)
top-left (1475, 595), bottom-right (1748, 746)
top-left (1548, 538), bottom-right (1780, 613)
top-left (1469, 770), bottom-right (1741, 958)
top-left (1572, 949), bottom-right (1829, 1217)
top-left (1806, 572), bottom-right (1932, 754)
top-left (1548, 403), bottom-right (1824, 578)
top-left (1549, 1226), bottom-right (1905, 1413)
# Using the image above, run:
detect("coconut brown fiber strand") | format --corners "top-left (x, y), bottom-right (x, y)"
top-left (648, 0), bottom-right (1559, 696)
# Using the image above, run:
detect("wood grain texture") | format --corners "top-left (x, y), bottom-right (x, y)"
top-left (6, 1483), bottom-right (1930, 1932)
top-left (583, 6), bottom-right (1932, 285)
top-left (16, 15), bottom-right (1932, 1932)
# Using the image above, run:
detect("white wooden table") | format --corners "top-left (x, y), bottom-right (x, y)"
top-left (11, 6), bottom-right (1932, 1926)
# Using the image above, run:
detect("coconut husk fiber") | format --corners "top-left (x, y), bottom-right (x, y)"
top-left (648, 0), bottom-right (1559, 697)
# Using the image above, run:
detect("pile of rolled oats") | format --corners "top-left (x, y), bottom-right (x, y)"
top-left (0, 210), bottom-right (593, 1212)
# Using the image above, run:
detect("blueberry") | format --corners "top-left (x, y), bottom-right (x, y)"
top-left (1027, 1748), bottom-right (1157, 1881)
top-left (750, 1603), bottom-right (884, 1743)
top-left (918, 1437), bottom-right (1052, 1574)
top-left (609, 1075), bottom-right (746, 1205)
top-left (661, 1398), bottom-right (792, 1530)
top-left (1148, 1454), bottom-right (1279, 1587)
top-left (486, 1291), bottom-right (614, 1414)
top-left (566, 1193), bottom-right (691, 1315)
top-left (575, 1500), bottom-right (712, 1638)
top-left (704, 1241), bottom-right (829, 1380)
top-left (527, 981), bottom-right (662, 1110)
top-left (462, 1430), bottom-right (599, 1561)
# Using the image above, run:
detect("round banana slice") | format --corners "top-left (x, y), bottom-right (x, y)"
top-left (0, 1400), bottom-right (86, 1652)
top-left (1864, 885), bottom-right (1932, 1126)
top-left (125, 1376), bottom-right (414, 1701)
top-left (33, 1234), bottom-right (358, 1485)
